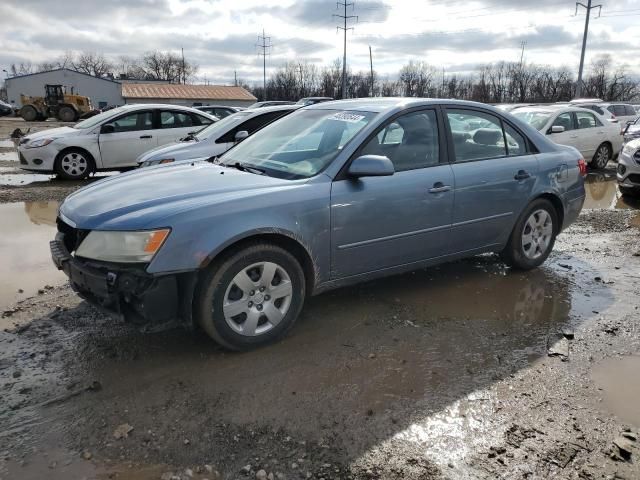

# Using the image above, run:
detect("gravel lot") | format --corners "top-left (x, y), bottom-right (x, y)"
top-left (0, 117), bottom-right (639, 480)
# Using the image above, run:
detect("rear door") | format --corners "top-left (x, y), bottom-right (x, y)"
top-left (156, 110), bottom-right (214, 146)
top-left (445, 107), bottom-right (539, 253)
top-left (98, 109), bottom-right (156, 167)
top-left (575, 110), bottom-right (604, 159)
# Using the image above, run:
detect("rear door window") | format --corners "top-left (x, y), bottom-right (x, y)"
top-left (160, 111), bottom-right (194, 129)
top-left (576, 111), bottom-right (598, 129)
top-left (446, 109), bottom-right (506, 162)
top-left (613, 105), bottom-right (627, 116)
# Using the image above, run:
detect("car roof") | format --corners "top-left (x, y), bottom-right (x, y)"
top-left (197, 105), bottom-right (236, 109)
top-left (513, 105), bottom-right (602, 115)
top-left (235, 104), bottom-right (301, 116)
top-left (307, 97), bottom-right (515, 114)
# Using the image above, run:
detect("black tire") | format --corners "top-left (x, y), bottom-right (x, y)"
top-left (591, 143), bottom-right (611, 170)
top-left (54, 148), bottom-right (95, 180)
top-left (501, 198), bottom-right (558, 270)
top-left (20, 105), bottom-right (38, 122)
top-left (57, 106), bottom-right (77, 122)
top-left (194, 242), bottom-right (306, 351)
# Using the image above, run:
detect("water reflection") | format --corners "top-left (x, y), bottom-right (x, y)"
top-left (0, 201), bottom-right (64, 311)
top-left (584, 172), bottom-right (640, 210)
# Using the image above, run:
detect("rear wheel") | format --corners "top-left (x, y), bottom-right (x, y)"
top-left (20, 105), bottom-right (38, 122)
top-left (57, 106), bottom-right (77, 122)
top-left (501, 199), bottom-right (558, 270)
top-left (591, 143), bottom-right (611, 170)
top-left (194, 242), bottom-right (306, 351)
top-left (55, 149), bottom-right (94, 180)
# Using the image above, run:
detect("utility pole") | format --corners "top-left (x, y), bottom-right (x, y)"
top-left (441, 67), bottom-right (445, 97)
top-left (519, 41), bottom-right (527, 68)
top-left (369, 45), bottom-right (374, 97)
top-left (334, 2), bottom-right (357, 99)
top-left (181, 47), bottom-right (186, 84)
top-left (575, 0), bottom-right (602, 98)
top-left (256, 29), bottom-right (272, 98)
top-left (234, 70), bottom-right (238, 87)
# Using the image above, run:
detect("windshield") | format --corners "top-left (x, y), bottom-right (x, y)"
top-left (195, 111), bottom-right (251, 140)
top-left (512, 110), bottom-right (552, 131)
top-left (73, 106), bottom-right (134, 129)
top-left (222, 109), bottom-right (376, 179)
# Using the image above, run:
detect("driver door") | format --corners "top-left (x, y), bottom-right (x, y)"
top-left (330, 108), bottom-right (454, 278)
top-left (99, 110), bottom-right (156, 167)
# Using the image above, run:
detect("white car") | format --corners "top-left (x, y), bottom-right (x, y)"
top-left (617, 138), bottom-right (640, 196)
top-left (17, 104), bottom-right (217, 179)
top-left (512, 105), bottom-right (623, 169)
top-left (137, 105), bottom-right (299, 167)
top-left (570, 99), bottom-right (638, 128)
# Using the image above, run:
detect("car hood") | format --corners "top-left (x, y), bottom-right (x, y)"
top-left (23, 126), bottom-right (80, 142)
top-left (60, 162), bottom-right (305, 230)
top-left (136, 137), bottom-right (222, 163)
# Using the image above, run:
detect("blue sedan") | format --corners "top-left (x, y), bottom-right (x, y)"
top-left (51, 98), bottom-right (586, 350)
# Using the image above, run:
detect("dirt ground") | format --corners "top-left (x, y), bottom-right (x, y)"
top-left (0, 118), bottom-right (639, 480)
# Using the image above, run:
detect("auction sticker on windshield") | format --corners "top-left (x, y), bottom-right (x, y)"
top-left (328, 112), bottom-right (366, 123)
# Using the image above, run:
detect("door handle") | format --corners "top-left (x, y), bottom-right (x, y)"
top-left (514, 170), bottom-right (531, 181)
top-left (428, 182), bottom-right (452, 194)
top-left (140, 135), bottom-right (153, 139)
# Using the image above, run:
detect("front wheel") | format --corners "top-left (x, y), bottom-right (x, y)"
top-left (591, 143), bottom-right (611, 170)
top-left (57, 106), bottom-right (77, 122)
top-left (501, 199), bottom-right (558, 270)
top-left (194, 242), bottom-right (306, 351)
top-left (55, 149), bottom-right (94, 180)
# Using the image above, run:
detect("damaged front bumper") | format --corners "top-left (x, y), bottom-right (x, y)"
top-left (50, 233), bottom-right (196, 328)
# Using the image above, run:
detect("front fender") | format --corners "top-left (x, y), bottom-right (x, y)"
top-left (146, 180), bottom-right (332, 284)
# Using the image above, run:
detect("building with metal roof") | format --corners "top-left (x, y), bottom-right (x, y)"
top-left (121, 83), bottom-right (256, 107)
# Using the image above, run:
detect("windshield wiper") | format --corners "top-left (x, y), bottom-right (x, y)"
top-left (225, 162), bottom-right (266, 175)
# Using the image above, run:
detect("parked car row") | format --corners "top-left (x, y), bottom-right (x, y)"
top-left (17, 104), bottom-right (218, 179)
top-left (50, 98), bottom-right (586, 349)
top-left (511, 105), bottom-right (623, 169)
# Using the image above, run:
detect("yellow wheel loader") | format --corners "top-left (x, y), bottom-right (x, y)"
top-left (20, 84), bottom-right (92, 122)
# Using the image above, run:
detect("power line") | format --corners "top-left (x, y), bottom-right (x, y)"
top-left (575, 0), bottom-right (602, 98)
top-left (256, 29), bottom-right (272, 95)
top-left (334, 1), bottom-right (357, 99)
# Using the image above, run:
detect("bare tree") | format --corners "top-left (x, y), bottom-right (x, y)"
top-left (72, 52), bottom-right (114, 77)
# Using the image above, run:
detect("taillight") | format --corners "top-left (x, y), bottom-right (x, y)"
top-left (578, 158), bottom-right (588, 176)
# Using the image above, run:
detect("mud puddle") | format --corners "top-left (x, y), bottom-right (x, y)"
top-left (0, 201), bottom-right (65, 315)
top-left (592, 355), bottom-right (640, 428)
top-left (584, 171), bottom-right (640, 210)
top-left (0, 151), bottom-right (17, 161)
top-left (0, 173), bottom-right (55, 186)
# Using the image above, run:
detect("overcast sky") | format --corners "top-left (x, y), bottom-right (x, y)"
top-left (1, 0), bottom-right (639, 85)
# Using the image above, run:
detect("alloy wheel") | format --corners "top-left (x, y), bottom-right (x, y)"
top-left (595, 145), bottom-right (610, 169)
top-left (221, 261), bottom-right (293, 336)
top-left (521, 209), bottom-right (553, 260)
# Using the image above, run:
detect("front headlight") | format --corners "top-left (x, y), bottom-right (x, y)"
top-left (25, 138), bottom-right (54, 148)
top-left (75, 229), bottom-right (170, 263)
top-left (140, 158), bottom-right (174, 168)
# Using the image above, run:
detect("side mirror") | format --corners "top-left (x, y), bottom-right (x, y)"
top-left (549, 125), bottom-right (565, 134)
top-left (100, 124), bottom-right (115, 134)
top-left (348, 155), bottom-right (395, 178)
top-left (234, 130), bottom-right (249, 143)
